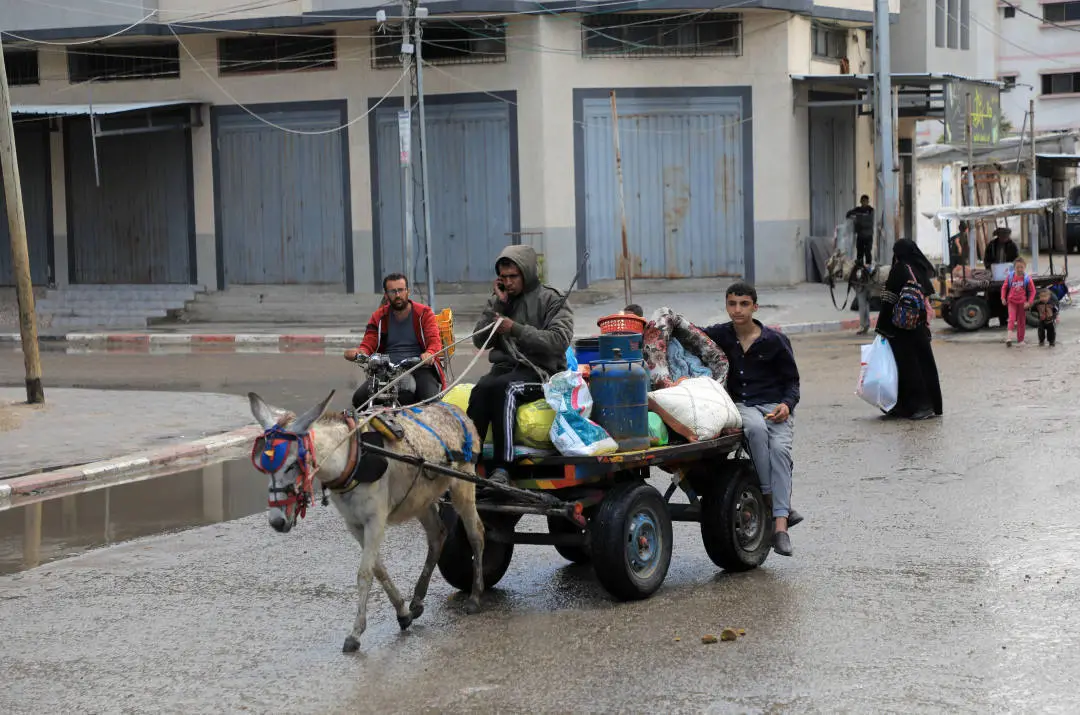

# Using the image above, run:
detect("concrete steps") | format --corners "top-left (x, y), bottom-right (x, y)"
top-left (37, 284), bottom-right (202, 330)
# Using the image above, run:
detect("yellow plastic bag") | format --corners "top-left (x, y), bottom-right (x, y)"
top-left (442, 385), bottom-right (553, 448)
top-left (516, 399), bottom-right (555, 449)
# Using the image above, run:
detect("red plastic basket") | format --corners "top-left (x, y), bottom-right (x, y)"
top-left (597, 314), bottom-right (647, 334)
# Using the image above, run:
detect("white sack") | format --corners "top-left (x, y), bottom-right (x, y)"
top-left (647, 377), bottom-right (742, 442)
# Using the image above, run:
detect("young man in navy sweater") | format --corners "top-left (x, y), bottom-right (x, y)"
top-left (703, 282), bottom-right (803, 557)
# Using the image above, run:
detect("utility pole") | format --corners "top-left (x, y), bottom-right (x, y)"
top-left (399, 0), bottom-right (416, 291)
top-left (1029, 98), bottom-right (1039, 274)
top-left (609, 91), bottom-right (632, 307)
top-left (965, 92), bottom-right (976, 269)
top-left (0, 42), bottom-right (44, 403)
top-left (872, 0), bottom-right (897, 260)
top-left (414, 6), bottom-right (436, 309)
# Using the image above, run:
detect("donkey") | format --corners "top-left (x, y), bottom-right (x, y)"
top-left (248, 390), bottom-right (487, 653)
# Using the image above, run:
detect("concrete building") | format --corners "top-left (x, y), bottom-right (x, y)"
top-left (1, 0), bottom-right (891, 308)
top-left (995, 0), bottom-right (1080, 133)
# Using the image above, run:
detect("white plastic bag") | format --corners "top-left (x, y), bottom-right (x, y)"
top-left (647, 376), bottom-right (742, 442)
top-left (857, 336), bottom-right (898, 413)
top-left (544, 371), bottom-right (618, 457)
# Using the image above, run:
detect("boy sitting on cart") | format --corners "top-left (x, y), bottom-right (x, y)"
top-left (702, 282), bottom-right (803, 557)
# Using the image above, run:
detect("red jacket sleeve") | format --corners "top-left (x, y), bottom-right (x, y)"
top-left (357, 312), bottom-right (381, 356)
top-left (420, 306), bottom-right (443, 355)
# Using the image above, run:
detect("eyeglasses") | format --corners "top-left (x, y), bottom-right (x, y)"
top-left (386, 288), bottom-right (408, 295)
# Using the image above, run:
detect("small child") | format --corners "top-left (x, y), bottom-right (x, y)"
top-left (1001, 258), bottom-right (1036, 347)
top-left (1035, 288), bottom-right (1060, 347)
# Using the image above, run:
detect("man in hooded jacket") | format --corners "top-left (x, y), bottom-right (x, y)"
top-left (469, 245), bottom-right (575, 484)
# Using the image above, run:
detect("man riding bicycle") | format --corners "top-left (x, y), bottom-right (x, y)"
top-left (344, 273), bottom-right (445, 408)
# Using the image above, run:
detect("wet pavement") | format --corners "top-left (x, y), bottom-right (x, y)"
top-left (1, 325), bottom-right (1080, 712)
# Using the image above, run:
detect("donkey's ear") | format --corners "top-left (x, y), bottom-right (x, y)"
top-left (248, 392), bottom-right (281, 430)
top-left (289, 390), bottom-right (336, 435)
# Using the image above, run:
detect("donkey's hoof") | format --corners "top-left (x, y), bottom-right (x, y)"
top-left (342, 635), bottom-right (361, 653)
top-left (409, 602), bottom-right (425, 621)
top-left (463, 599), bottom-right (481, 615)
top-left (397, 614), bottom-right (413, 631)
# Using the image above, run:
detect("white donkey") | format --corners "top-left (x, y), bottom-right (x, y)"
top-left (248, 390), bottom-right (486, 653)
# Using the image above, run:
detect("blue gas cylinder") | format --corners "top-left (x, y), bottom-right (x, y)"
top-left (588, 358), bottom-right (650, 452)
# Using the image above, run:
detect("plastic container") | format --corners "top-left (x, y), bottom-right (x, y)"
top-left (598, 313), bottom-right (647, 334)
top-left (588, 359), bottom-right (650, 452)
top-left (599, 332), bottom-right (643, 362)
top-left (573, 337), bottom-right (601, 366)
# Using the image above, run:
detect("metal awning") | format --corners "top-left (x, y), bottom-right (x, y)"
top-left (924, 198), bottom-right (1066, 226)
top-left (1037, 152), bottom-right (1080, 167)
top-left (11, 100), bottom-right (199, 117)
top-left (790, 73), bottom-right (1005, 120)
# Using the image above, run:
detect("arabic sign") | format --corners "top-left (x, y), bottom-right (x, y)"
top-left (944, 81), bottom-right (1000, 148)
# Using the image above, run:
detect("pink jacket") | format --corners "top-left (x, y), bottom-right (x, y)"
top-left (1001, 272), bottom-right (1036, 305)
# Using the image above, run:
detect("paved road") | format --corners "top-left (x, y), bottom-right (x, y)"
top-left (1, 328), bottom-right (1079, 712)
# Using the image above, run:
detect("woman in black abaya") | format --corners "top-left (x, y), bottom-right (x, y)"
top-left (876, 239), bottom-right (943, 420)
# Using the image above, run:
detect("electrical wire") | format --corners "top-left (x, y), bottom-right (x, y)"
top-left (0, 10), bottom-right (159, 46)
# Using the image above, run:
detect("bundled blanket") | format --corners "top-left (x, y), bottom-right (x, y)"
top-left (642, 308), bottom-right (730, 390)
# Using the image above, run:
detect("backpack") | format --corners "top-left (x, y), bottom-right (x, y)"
top-left (891, 265), bottom-right (926, 331)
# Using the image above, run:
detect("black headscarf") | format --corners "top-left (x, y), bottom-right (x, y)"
top-left (891, 239), bottom-right (936, 294)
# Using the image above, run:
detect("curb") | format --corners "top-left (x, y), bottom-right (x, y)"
top-left (1, 319), bottom-right (875, 352)
top-left (0, 424), bottom-right (261, 498)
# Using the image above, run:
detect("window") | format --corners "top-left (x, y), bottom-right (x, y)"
top-left (1044, 2), bottom-right (1080, 22)
top-left (947, 0), bottom-right (959, 49)
top-left (68, 42), bottom-right (180, 82)
top-left (811, 23), bottom-right (847, 60)
top-left (4, 50), bottom-right (38, 86)
top-left (1003, 5), bottom-right (1016, 18)
top-left (935, 0), bottom-right (946, 47)
top-left (373, 19), bottom-right (506, 68)
top-left (219, 32), bottom-right (335, 75)
top-left (1042, 71), bottom-right (1080, 95)
top-left (1000, 74), bottom-right (1017, 89)
top-left (960, 0), bottom-right (970, 49)
top-left (582, 13), bottom-right (742, 58)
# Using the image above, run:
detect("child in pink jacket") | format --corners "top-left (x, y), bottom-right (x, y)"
top-left (1002, 258), bottom-right (1036, 346)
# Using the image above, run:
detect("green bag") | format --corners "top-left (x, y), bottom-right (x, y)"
top-left (648, 412), bottom-right (669, 447)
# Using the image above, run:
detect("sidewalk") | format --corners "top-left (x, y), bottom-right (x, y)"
top-left (0, 388), bottom-right (258, 496)
top-left (0, 282), bottom-right (867, 352)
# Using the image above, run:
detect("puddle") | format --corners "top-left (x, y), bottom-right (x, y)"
top-left (0, 459), bottom-right (262, 576)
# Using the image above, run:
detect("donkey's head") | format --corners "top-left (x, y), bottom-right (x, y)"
top-left (248, 391), bottom-right (335, 534)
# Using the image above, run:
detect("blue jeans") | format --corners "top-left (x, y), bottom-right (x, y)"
top-left (737, 403), bottom-right (794, 518)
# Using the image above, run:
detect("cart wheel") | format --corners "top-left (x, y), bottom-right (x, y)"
top-left (700, 461), bottom-right (772, 572)
top-left (952, 296), bottom-right (990, 332)
top-left (436, 504), bottom-right (515, 591)
top-left (547, 516), bottom-right (591, 565)
top-left (589, 481), bottom-right (673, 601)
top-left (940, 301), bottom-right (957, 328)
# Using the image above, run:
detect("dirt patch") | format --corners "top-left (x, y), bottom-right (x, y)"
top-left (0, 399), bottom-right (49, 432)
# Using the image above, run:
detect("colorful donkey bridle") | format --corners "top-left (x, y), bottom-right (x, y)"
top-left (251, 426), bottom-right (318, 520)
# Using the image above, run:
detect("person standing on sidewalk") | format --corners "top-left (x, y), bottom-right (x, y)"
top-left (1002, 258), bottom-right (1036, 347)
top-left (703, 282), bottom-right (803, 557)
top-left (846, 195), bottom-right (875, 266)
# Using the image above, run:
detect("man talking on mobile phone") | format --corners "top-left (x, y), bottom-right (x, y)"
top-left (468, 245), bottom-right (574, 485)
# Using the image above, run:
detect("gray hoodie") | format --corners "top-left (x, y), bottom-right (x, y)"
top-left (473, 245), bottom-right (575, 376)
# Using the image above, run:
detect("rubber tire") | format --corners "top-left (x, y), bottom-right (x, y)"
top-left (1026, 307), bottom-right (1041, 329)
top-left (547, 516), bottom-right (591, 565)
top-left (589, 481), bottom-right (673, 601)
top-left (952, 296), bottom-right (991, 332)
top-left (700, 461), bottom-right (773, 572)
top-left (940, 301), bottom-right (958, 328)
top-left (436, 505), bottom-right (515, 591)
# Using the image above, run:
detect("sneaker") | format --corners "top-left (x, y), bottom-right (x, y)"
top-left (1006, 333), bottom-right (1014, 347)
top-left (1050, 342), bottom-right (1057, 348)
top-left (488, 468), bottom-right (510, 486)
top-left (1039, 341), bottom-right (1046, 347)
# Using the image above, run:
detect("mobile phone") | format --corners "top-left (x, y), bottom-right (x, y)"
top-left (496, 281), bottom-right (506, 293)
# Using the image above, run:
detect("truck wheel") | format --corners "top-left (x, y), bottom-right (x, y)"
top-left (436, 505), bottom-right (515, 591)
top-left (547, 516), bottom-right (591, 565)
top-left (701, 461), bottom-right (772, 572)
top-left (589, 481), bottom-right (673, 600)
top-left (952, 296), bottom-right (990, 332)
top-left (940, 301), bottom-right (957, 328)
